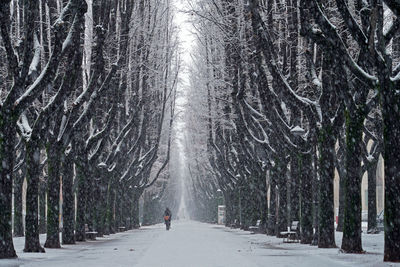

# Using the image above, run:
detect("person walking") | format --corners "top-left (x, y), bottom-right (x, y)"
top-left (164, 208), bottom-right (172, 230)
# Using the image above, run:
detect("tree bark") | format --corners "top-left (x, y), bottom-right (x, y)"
top-left (62, 152), bottom-right (75, 244)
top-left (44, 145), bottom-right (61, 248)
top-left (23, 138), bottom-right (45, 253)
top-left (336, 175), bottom-right (345, 232)
top-left (276, 161), bottom-right (288, 237)
top-left (39, 181), bottom-right (47, 234)
top-left (367, 160), bottom-right (378, 232)
top-left (341, 111), bottom-right (364, 253)
top-left (0, 112), bottom-right (18, 258)
top-left (318, 126), bottom-right (336, 248)
top-left (382, 78), bottom-right (400, 262)
top-left (300, 153), bottom-right (313, 244)
top-left (268, 169), bottom-right (277, 236)
top-left (13, 170), bottom-right (24, 237)
top-left (75, 156), bottom-right (87, 241)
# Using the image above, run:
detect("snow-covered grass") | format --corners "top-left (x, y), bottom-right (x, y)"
top-left (1, 221), bottom-right (398, 267)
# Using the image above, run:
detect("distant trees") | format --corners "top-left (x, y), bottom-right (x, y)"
top-left (185, 0), bottom-right (400, 262)
top-left (0, 0), bottom-right (177, 259)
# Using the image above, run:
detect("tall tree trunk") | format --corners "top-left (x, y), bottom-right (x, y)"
top-left (311, 147), bottom-right (319, 245)
top-left (13, 170), bottom-right (25, 237)
top-left (0, 114), bottom-right (18, 258)
top-left (132, 197), bottom-right (140, 229)
top-left (367, 160), bottom-right (378, 232)
top-left (268, 170), bottom-right (277, 236)
top-left (382, 79), bottom-right (400, 262)
top-left (105, 179), bottom-right (114, 235)
top-left (336, 175), bottom-right (345, 232)
top-left (276, 161), bottom-right (288, 237)
top-left (300, 153), bottom-right (313, 244)
top-left (259, 171), bottom-right (268, 233)
top-left (75, 156), bottom-right (87, 241)
top-left (44, 145), bottom-right (61, 248)
top-left (341, 111), bottom-right (364, 253)
top-left (62, 152), bottom-right (75, 244)
top-left (24, 139), bottom-right (45, 253)
top-left (318, 126), bottom-right (336, 248)
top-left (39, 181), bottom-right (47, 234)
top-left (290, 156), bottom-right (300, 223)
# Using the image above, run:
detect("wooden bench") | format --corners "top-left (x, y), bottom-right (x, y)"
top-left (249, 220), bottom-right (262, 234)
top-left (230, 219), bottom-right (239, 228)
top-left (84, 224), bottom-right (98, 240)
top-left (86, 231), bottom-right (98, 240)
top-left (118, 226), bottom-right (126, 232)
top-left (280, 221), bottom-right (300, 243)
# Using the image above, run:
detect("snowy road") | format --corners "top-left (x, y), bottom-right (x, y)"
top-left (1, 220), bottom-right (399, 267)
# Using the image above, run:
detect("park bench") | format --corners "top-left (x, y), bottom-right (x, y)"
top-left (249, 220), bottom-right (262, 234)
top-left (230, 219), bottom-right (239, 228)
top-left (84, 224), bottom-right (98, 240)
top-left (280, 221), bottom-right (300, 243)
top-left (86, 231), bottom-right (98, 240)
top-left (118, 226), bottom-right (126, 232)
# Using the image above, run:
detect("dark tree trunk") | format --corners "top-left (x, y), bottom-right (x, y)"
top-left (341, 111), bottom-right (364, 253)
top-left (311, 148), bottom-right (319, 246)
top-left (39, 181), bottom-right (47, 234)
top-left (382, 80), bottom-right (400, 262)
top-left (24, 139), bottom-right (45, 253)
top-left (105, 179), bottom-right (115, 235)
top-left (95, 176), bottom-right (106, 237)
top-left (336, 175), bottom-right (345, 232)
top-left (44, 146), bottom-right (61, 248)
top-left (86, 166), bottom-right (95, 232)
top-left (62, 153), bottom-right (75, 244)
top-left (300, 153), bottom-right (313, 244)
top-left (276, 162), bottom-right (288, 237)
top-left (290, 156), bottom-right (300, 223)
top-left (132, 198), bottom-right (140, 229)
top-left (258, 171), bottom-right (268, 233)
top-left (75, 157), bottom-right (87, 241)
top-left (0, 114), bottom-right (18, 258)
top-left (318, 127), bottom-right (336, 248)
top-left (367, 160), bottom-right (378, 232)
top-left (268, 170), bottom-right (277, 236)
top-left (13, 170), bottom-right (25, 237)
top-left (115, 185), bottom-right (122, 229)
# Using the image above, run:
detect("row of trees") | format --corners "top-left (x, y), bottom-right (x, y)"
top-left (183, 0), bottom-right (399, 262)
top-left (0, 0), bottom-right (178, 258)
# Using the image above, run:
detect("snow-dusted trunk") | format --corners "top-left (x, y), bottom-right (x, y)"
top-left (300, 153), bottom-right (313, 244)
top-left (44, 144), bottom-right (62, 248)
top-left (23, 137), bottom-right (45, 253)
top-left (62, 152), bottom-right (75, 244)
top-left (341, 111), bottom-right (364, 253)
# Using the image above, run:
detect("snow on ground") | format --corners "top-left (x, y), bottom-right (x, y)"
top-left (1, 220), bottom-right (399, 267)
